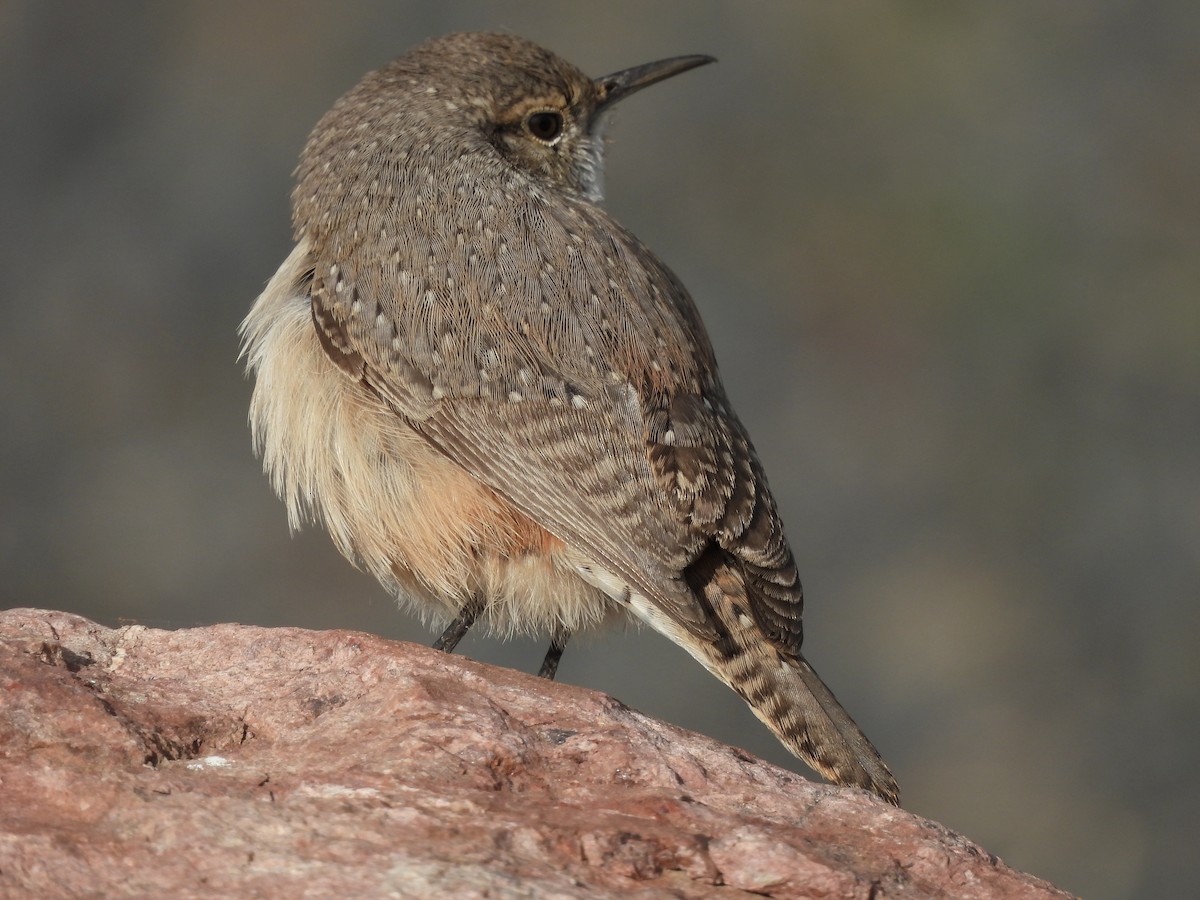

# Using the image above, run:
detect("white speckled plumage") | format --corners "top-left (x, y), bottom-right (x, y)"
top-left (241, 32), bottom-right (898, 804)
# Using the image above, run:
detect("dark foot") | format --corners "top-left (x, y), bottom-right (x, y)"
top-left (537, 626), bottom-right (571, 680)
top-left (432, 597), bottom-right (484, 654)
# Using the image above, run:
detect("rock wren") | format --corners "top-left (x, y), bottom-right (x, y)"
top-left (240, 32), bottom-right (899, 804)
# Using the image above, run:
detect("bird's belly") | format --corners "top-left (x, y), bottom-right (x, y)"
top-left (245, 283), bottom-right (619, 637)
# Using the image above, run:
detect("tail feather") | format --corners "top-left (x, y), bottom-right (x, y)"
top-left (776, 652), bottom-right (899, 804)
top-left (675, 548), bottom-right (900, 805)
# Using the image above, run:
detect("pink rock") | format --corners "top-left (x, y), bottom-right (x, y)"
top-left (0, 608), bottom-right (1072, 898)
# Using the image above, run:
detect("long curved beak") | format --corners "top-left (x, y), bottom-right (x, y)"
top-left (594, 54), bottom-right (716, 112)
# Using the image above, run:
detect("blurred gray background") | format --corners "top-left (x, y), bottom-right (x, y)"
top-left (2, 3), bottom-right (1196, 896)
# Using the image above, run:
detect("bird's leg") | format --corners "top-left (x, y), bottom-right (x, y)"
top-left (432, 596), bottom-right (485, 653)
top-left (537, 625), bottom-right (571, 680)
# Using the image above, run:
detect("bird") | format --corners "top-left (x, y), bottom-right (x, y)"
top-left (240, 31), bottom-right (899, 805)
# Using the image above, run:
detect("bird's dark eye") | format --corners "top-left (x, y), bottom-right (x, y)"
top-left (525, 111), bottom-right (564, 143)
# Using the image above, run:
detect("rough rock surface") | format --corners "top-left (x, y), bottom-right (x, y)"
top-left (0, 609), bottom-right (1071, 899)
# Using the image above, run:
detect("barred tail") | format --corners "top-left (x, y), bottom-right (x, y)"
top-left (669, 551), bottom-right (900, 805)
